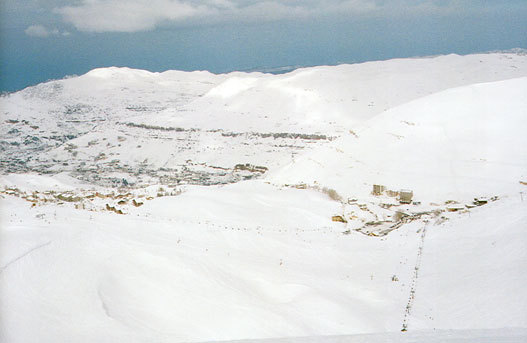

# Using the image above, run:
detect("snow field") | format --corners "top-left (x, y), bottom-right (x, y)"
top-left (2, 52), bottom-right (527, 342)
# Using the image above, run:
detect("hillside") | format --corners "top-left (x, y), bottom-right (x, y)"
top-left (271, 77), bottom-right (527, 202)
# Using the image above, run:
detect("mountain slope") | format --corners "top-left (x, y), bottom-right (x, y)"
top-left (270, 77), bottom-right (527, 203)
top-left (2, 52), bottom-right (527, 188)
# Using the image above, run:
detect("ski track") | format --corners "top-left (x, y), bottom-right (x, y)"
top-left (401, 221), bottom-right (429, 331)
top-left (0, 241), bottom-right (52, 274)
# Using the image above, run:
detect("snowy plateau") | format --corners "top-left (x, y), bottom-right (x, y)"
top-left (1, 52), bottom-right (527, 342)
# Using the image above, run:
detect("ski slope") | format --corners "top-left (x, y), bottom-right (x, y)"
top-left (2, 182), bottom-right (526, 342)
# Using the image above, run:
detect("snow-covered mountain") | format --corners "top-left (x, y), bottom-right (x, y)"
top-left (2, 52), bottom-right (527, 187)
top-left (1, 52), bottom-right (527, 342)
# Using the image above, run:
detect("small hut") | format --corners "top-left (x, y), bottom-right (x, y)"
top-left (372, 184), bottom-right (385, 196)
top-left (399, 190), bottom-right (413, 204)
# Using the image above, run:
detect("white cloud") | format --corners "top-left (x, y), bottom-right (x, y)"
top-left (55, 0), bottom-right (385, 32)
top-left (24, 24), bottom-right (70, 37)
top-left (55, 0), bottom-right (210, 32)
top-left (24, 25), bottom-right (54, 37)
top-left (53, 0), bottom-right (475, 33)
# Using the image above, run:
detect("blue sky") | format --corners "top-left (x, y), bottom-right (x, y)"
top-left (1, 0), bottom-right (526, 92)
